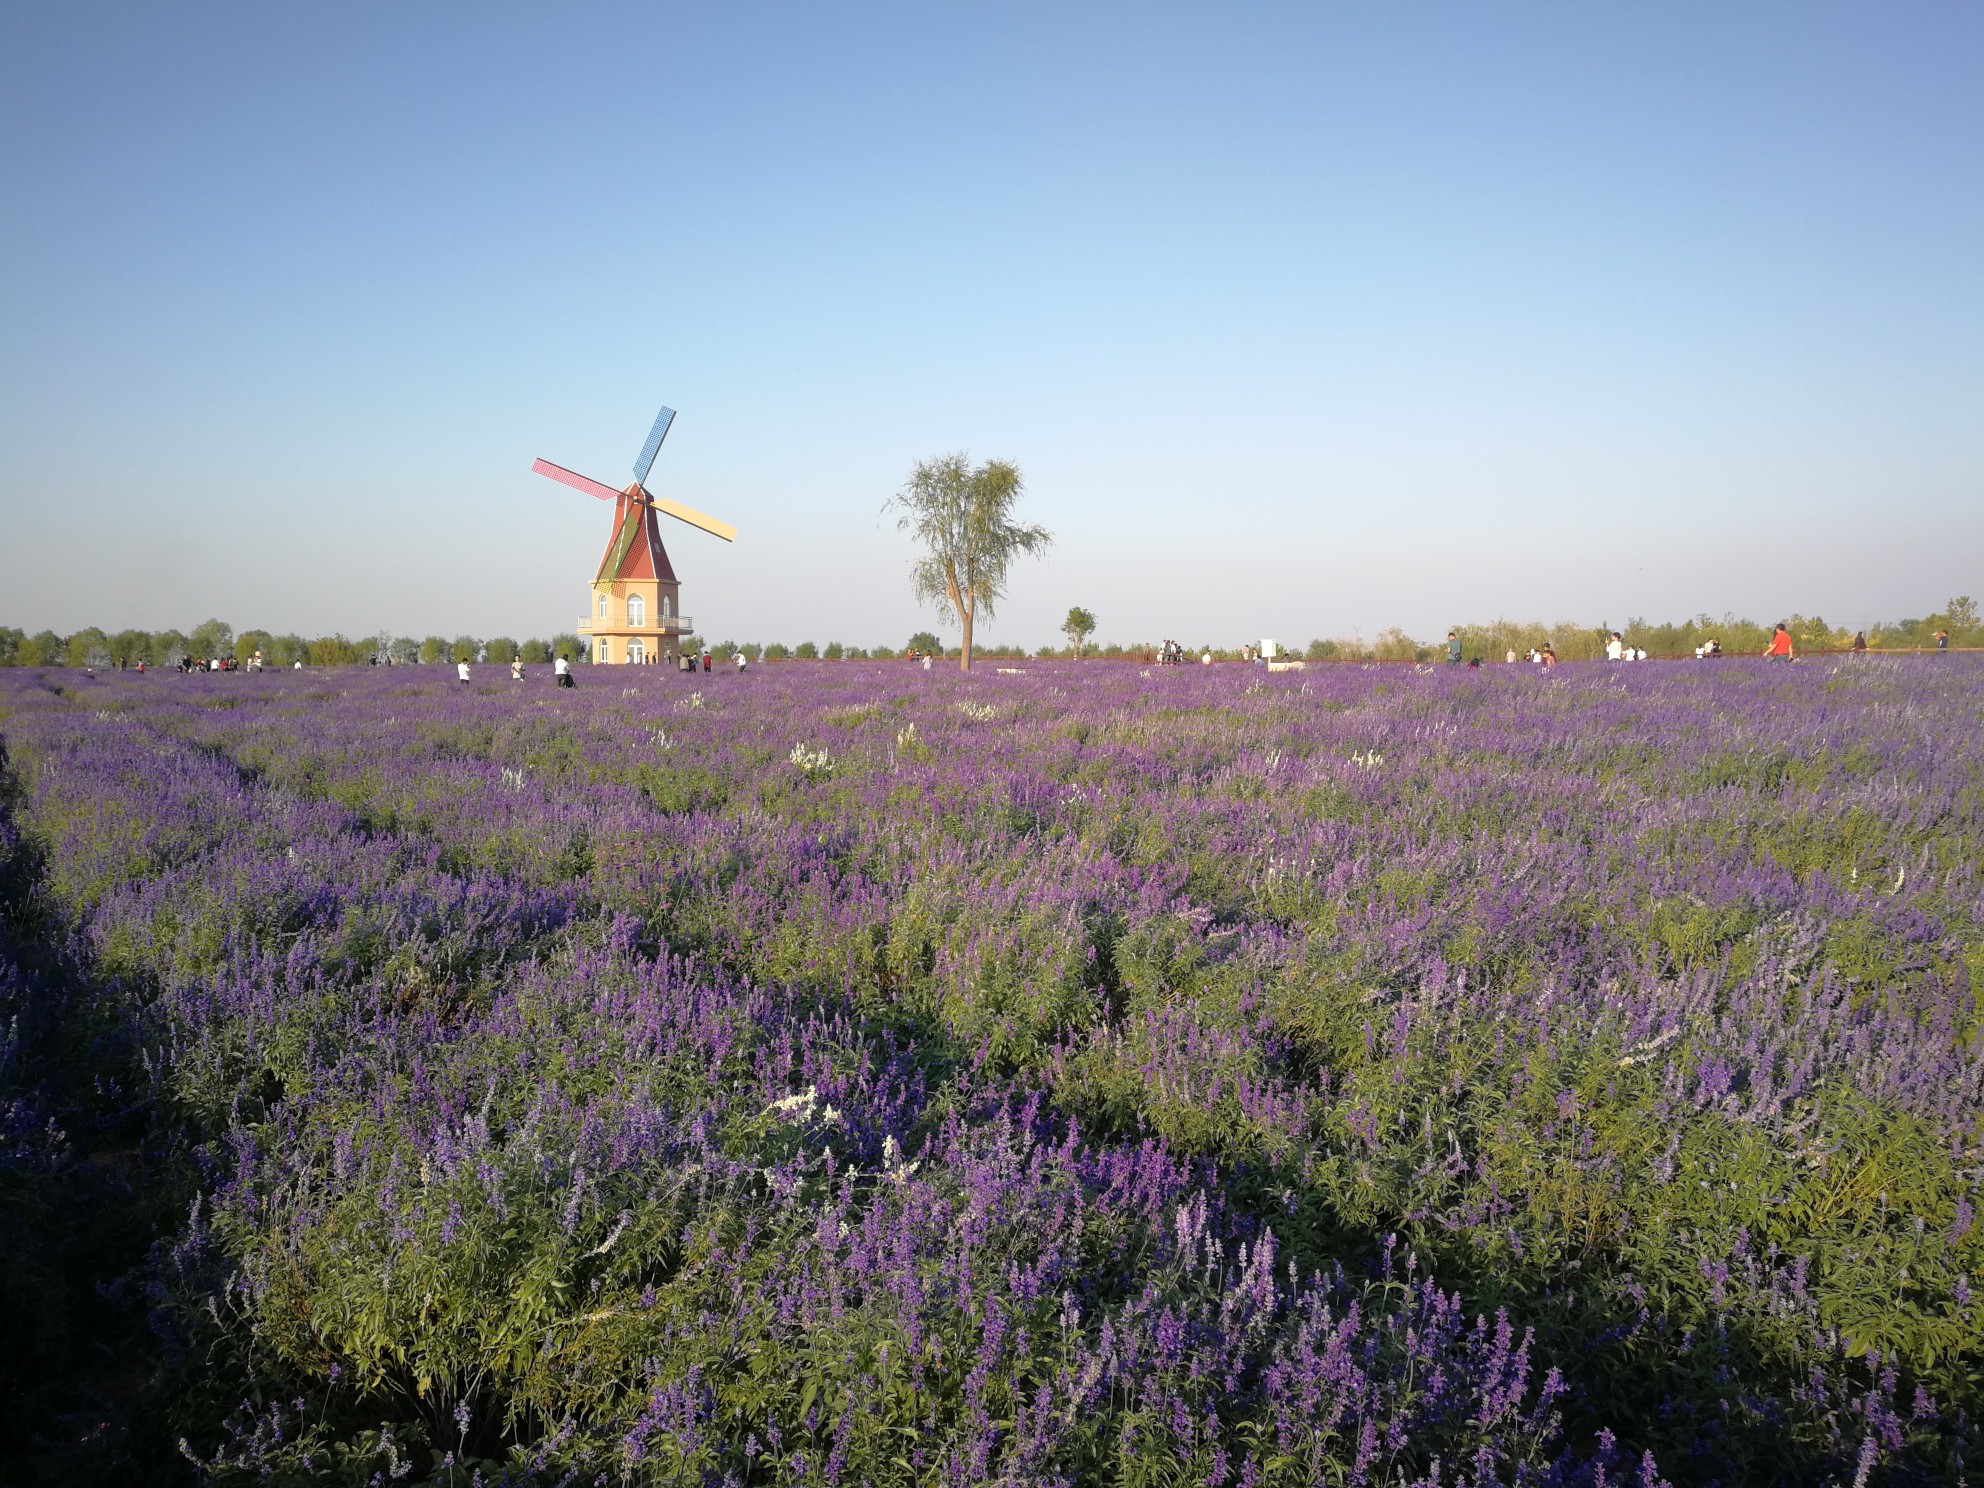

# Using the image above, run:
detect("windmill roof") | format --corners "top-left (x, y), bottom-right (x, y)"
top-left (596, 492), bottom-right (679, 585)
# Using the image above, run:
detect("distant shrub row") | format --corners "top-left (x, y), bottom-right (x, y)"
top-left (3, 597), bottom-right (1975, 668)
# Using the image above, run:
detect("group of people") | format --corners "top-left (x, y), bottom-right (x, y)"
top-left (1455, 624), bottom-right (1803, 665)
top-left (173, 651), bottom-right (300, 673)
top-left (457, 654), bottom-right (577, 687)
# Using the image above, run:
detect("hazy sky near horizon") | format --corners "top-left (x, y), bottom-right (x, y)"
top-left (2, 3), bottom-right (1980, 648)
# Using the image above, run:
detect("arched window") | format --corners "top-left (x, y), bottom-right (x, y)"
top-left (598, 639), bottom-right (610, 663)
top-left (628, 594), bottom-right (645, 627)
top-left (661, 594), bottom-right (672, 619)
top-left (598, 593), bottom-right (609, 618)
top-left (627, 639), bottom-right (645, 665)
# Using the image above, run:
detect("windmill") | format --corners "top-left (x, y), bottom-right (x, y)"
top-left (532, 405), bottom-right (737, 666)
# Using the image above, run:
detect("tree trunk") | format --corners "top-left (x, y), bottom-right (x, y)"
top-left (960, 605), bottom-right (974, 671)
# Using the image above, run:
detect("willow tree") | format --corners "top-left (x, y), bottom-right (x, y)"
top-left (888, 454), bottom-right (1051, 671)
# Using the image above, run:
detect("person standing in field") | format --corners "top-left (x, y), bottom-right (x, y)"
top-left (1606, 632), bottom-right (1624, 661)
top-left (554, 654), bottom-right (574, 688)
top-left (1541, 644), bottom-right (1557, 669)
top-left (457, 659), bottom-right (472, 683)
top-left (1935, 629), bottom-right (1950, 655)
top-left (1764, 624), bottom-right (1794, 661)
top-left (510, 655), bottom-right (524, 681)
top-left (1447, 631), bottom-right (1463, 665)
top-left (1852, 631), bottom-right (1868, 653)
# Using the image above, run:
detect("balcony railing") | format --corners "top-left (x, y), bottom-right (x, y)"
top-left (578, 615), bottom-right (692, 635)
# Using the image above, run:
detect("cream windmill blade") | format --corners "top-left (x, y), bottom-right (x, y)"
top-left (652, 495), bottom-right (737, 543)
top-left (531, 458), bottom-right (622, 502)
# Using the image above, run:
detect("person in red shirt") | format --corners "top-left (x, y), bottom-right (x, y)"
top-left (1764, 623), bottom-right (1794, 660)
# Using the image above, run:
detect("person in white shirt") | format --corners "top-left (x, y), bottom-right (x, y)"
top-left (554, 655), bottom-right (574, 688)
top-left (1605, 632), bottom-right (1624, 662)
top-left (457, 660), bottom-right (471, 683)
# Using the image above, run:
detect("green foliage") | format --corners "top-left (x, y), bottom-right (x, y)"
top-left (21, 631), bottom-right (64, 666)
top-left (1061, 605), bottom-right (1097, 656)
top-left (793, 641), bottom-right (818, 659)
top-left (308, 634), bottom-right (365, 666)
top-left (64, 627), bottom-right (109, 668)
top-left (188, 618), bottom-right (234, 660)
top-left (109, 629), bottom-right (151, 667)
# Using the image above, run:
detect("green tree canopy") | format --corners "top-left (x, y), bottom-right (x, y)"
top-left (188, 618), bottom-right (233, 660)
top-left (887, 454), bottom-right (1050, 671)
top-left (66, 627), bottom-right (110, 668)
top-left (109, 629), bottom-right (152, 667)
top-left (1061, 606), bottom-right (1097, 658)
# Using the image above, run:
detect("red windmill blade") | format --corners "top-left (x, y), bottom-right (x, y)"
top-left (530, 458), bottom-right (622, 503)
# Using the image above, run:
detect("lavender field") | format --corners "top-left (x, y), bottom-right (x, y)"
top-left (2, 657), bottom-right (1981, 1486)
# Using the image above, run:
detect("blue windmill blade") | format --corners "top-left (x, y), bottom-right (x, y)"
top-left (632, 405), bottom-right (676, 486)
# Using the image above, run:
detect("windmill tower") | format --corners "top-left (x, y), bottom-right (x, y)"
top-left (532, 405), bottom-right (737, 665)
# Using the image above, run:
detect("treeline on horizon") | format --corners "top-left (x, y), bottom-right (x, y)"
top-left (0, 597), bottom-right (1976, 669)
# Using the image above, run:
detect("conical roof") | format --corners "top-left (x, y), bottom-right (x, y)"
top-left (596, 490), bottom-right (679, 585)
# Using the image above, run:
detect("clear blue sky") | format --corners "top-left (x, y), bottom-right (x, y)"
top-left (2, 3), bottom-right (1979, 648)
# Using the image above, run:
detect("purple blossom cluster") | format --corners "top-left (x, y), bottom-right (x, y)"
top-left (1, 655), bottom-right (1979, 1484)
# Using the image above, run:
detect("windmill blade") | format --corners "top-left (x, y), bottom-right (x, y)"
top-left (632, 405), bottom-right (675, 486)
top-left (531, 458), bottom-right (623, 502)
top-left (653, 495), bottom-right (737, 543)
